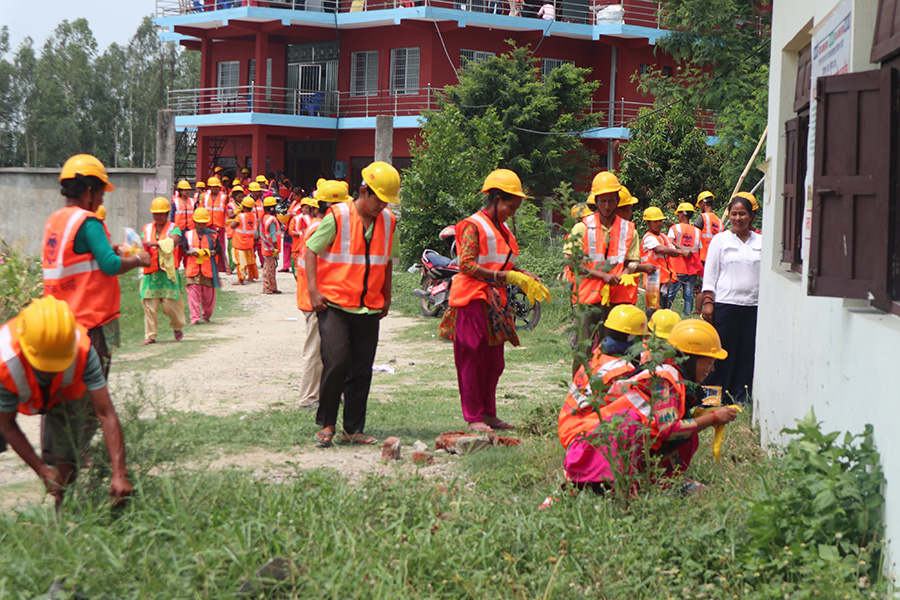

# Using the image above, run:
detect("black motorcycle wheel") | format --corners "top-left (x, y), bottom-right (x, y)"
top-left (418, 274), bottom-right (444, 317)
top-left (509, 286), bottom-right (541, 330)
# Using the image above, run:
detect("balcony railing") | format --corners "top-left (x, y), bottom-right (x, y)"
top-left (168, 85), bottom-right (717, 134)
top-left (157, 0), bottom-right (664, 29)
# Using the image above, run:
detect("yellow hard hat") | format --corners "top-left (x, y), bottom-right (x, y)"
top-left (241, 168), bottom-right (250, 174)
top-left (696, 190), bottom-right (714, 207)
top-left (317, 180), bottom-right (352, 203)
top-left (618, 186), bottom-right (638, 207)
top-left (316, 178), bottom-right (326, 188)
top-left (603, 304), bottom-right (648, 336)
top-left (248, 182), bottom-right (262, 192)
top-left (59, 154), bottom-right (115, 192)
top-left (481, 169), bottom-right (526, 198)
top-left (301, 196), bottom-right (319, 208)
top-left (256, 175), bottom-right (268, 184)
top-left (587, 171), bottom-right (621, 205)
top-left (196, 181), bottom-right (206, 189)
top-left (193, 207), bottom-right (211, 223)
top-left (241, 197), bottom-right (256, 209)
top-left (17, 297), bottom-right (78, 372)
top-left (276, 214), bottom-right (291, 225)
top-left (668, 319), bottom-right (728, 360)
top-left (362, 161), bottom-right (402, 203)
top-left (732, 191), bottom-right (759, 211)
top-left (231, 185), bottom-right (244, 195)
top-left (676, 202), bottom-right (695, 213)
top-left (648, 309), bottom-right (682, 340)
top-left (214, 166), bottom-right (223, 174)
top-left (177, 180), bottom-right (192, 191)
top-left (642, 206), bottom-right (665, 221)
top-left (207, 176), bottom-right (222, 187)
top-left (95, 205), bottom-right (107, 220)
top-left (570, 203), bottom-right (593, 219)
top-left (263, 197), bottom-right (277, 207)
top-left (150, 197), bottom-right (171, 214)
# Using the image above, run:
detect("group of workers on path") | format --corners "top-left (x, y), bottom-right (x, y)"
top-left (0, 151), bottom-right (760, 508)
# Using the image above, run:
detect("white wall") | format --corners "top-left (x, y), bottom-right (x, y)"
top-left (761, 0), bottom-right (900, 578)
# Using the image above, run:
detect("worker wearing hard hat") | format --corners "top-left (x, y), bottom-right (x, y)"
top-left (139, 197), bottom-right (185, 346)
top-left (693, 191), bottom-right (721, 265)
top-left (43, 154), bottom-right (150, 377)
top-left (290, 195), bottom-right (316, 276)
top-left (568, 171), bottom-right (641, 377)
top-left (229, 196), bottom-right (259, 285)
top-left (224, 184), bottom-right (244, 272)
top-left (615, 186), bottom-right (639, 222)
top-left (306, 165), bottom-right (400, 446)
top-left (184, 207), bottom-right (221, 324)
top-left (247, 182), bottom-right (267, 268)
top-left (260, 197), bottom-right (283, 294)
top-left (170, 180), bottom-right (196, 267)
top-left (666, 202), bottom-right (703, 316)
top-left (193, 181), bottom-right (206, 206)
top-left (640, 206), bottom-right (690, 311)
top-left (0, 297), bottom-right (133, 507)
top-left (203, 176), bottom-right (231, 275)
top-left (295, 185), bottom-right (337, 410)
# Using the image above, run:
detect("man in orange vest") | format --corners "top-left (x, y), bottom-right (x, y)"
top-left (260, 196), bottom-right (282, 294)
top-left (193, 181), bottom-right (206, 205)
top-left (569, 171), bottom-right (641, 377)
top-left (229, 197), bottom-right (259, 285)
top-left (694, 191), bottom-right (722, 265)
top-left (170, 180), bottom-right (196, 268)
top-left (140, 197), bottom-right (186, 346)
top-left (204, 176), bottom-right (231, 275)
top-left (305, 165), bottom-right (400, 447)
top-left (0, 297), bottom-right (132, 508)
top-left (43, 154), bottom-right (149, 377)
top-left (641, 207), bottom-right (690, 312)
top-left (184, 207), bottom-right (221, 324)
top-left (225, 184), bottom-right (244, 272)
top-left (667, 203), bottom-right (703, 316)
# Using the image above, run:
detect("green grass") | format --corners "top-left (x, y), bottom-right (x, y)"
top-left (0, 270), bottom-right (890, 598)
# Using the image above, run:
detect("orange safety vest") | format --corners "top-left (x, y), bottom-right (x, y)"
top-left (261, 214), bottom-right (282, 257)
top-left (0, 318), bottom-right (92, 416)
top-left (698, 212), bottom-right (722, 262)
top-left (558, 352), bottom-right (636, 449)
top-left (42, 207), bottom-right (120, 330)
top-left (599, 364), bottom-right (686, 451)
top-left (576, 214), bottom-right (636, 305)
top-left (291, 214), bottom-right (312, 257)
top-left (204, 190), bottom-right (228, 229)
top-left (232, 212), bottom-right (257, 250)
top-left (172, 196), bottom-right (195, 232)
top-left (184, 229), bottom-right (216, 278)
top-left (448, 211), bottom-right (519, 308)
top-left (316, 201), bottom-right (396, 310)
top-left (142, 221), bottom-right (180, 275)
top-left (667, 224), bottom-right (703, 276)
top-left (295, 218), bottom-right (322, 312)
top-left (225, 200), bottom-right (239, 239)
top-left (640, 231), bottom-right (676, 284)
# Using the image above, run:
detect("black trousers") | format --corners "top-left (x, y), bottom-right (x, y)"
top-left (315, 307), bottom-right (381, 434)
top-left (702, 303), bottom-right (757, 404)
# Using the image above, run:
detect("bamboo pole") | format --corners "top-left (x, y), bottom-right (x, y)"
top-left (722, 125), bottom-right (768, 221)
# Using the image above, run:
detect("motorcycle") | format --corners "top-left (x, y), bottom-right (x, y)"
top-left (410, 226), bottom-right (542, 330)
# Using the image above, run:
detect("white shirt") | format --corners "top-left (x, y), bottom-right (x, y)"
top-left (538, 3), bottom-right (555, 19)
top-left (701, 230), bottom-right (761, 306)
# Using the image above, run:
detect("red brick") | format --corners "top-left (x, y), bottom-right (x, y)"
top-left (382, 436), bottom-right (402, 461)
top-left (434, 431), bottom-right (468, 451)
top-left (495, 436), bottom-right (521, 447)
top-left (411, 450), bottom-right (434, 465)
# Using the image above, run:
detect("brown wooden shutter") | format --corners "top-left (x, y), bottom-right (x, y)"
top-left (809, 69), bottom-right (896, 301)
top-left (872, 0), bottom-right (900, 63)
top-left (794, 44), bottom-right (812, 112)
top-left (781, 116), bottom-right (806, 265)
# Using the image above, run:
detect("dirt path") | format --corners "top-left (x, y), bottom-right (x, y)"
top-left (0, 271), bottom-right (456, 508)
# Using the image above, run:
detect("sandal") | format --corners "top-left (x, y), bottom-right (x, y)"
top-left (485, 420), bottom-right (516, 431)
top-left (141, 339), bottom-right (156, 346)
top-left (314, 429), bottom-right (335, 447)
top-left (174, 330), bottom-right (184, 341)
top-left (467, 423), bottom-right (494, 433)
top-left (340, 432), bottom-right (377, 445)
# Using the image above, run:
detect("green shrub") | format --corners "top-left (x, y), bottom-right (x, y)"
top-left (0, 244), bottom-right (43, 323)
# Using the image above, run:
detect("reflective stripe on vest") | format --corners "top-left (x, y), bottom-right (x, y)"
top-left (467, 212), bottom-right (519, 266)
top-left (143, 221), bottom-right (176, 275)
top-left (184, 229), bottom-right (214, 278)
top-left (318, 203), bottom-right (392, 267)
top-left (42, 209), bottom-right (100, 281)
top-left (641, 231), bottom-right (675, 284)
top-left (447, 211), bottom-right (519, 308)
top-left (295, 219), bottom-right (322, 312)
top-left (261, 214), bottom-right (281, 256)
top-left (584, 213), bottom-right (629, 264)
top-left (557, 354), bottom-right (635, 449)
top-left (232, 212), bottom-right (256, 250)
top-left (173, 197), bottom-right (195, 230)
top-left (699, 212), bottom-right (721, 261)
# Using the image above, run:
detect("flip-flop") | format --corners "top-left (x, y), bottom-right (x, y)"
top-left (314, 430), bottom-right (335, 447)
top-left (486, 420), bottom-right (516, 431)
top-left (467, 424), bottom-right (494, 433)
top-left (340, 433), bottom-right (377, 445)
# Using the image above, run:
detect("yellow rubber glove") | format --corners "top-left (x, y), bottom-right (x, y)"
top-left (619, 273), bottom-right (639, 287)
top-left (505, 271), bottom-right (551, 306)
top-left (694, 404), bottom-right (743, 462)
top-left (196, 248), bottom-right (211, 264)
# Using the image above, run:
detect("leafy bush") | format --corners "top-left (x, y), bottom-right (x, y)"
top-left (0, 244), bottom-right (42, 323)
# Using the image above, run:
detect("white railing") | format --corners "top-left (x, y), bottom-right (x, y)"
top-left (156, 0), bottom-right (665, 29)
top-left (168, 86), bottom-right (717, 131)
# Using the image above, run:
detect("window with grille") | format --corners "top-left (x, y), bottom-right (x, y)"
top-left (541, 58), bottom-right (574, 80)
top-left (391, 47), bottom-right (420, 96)
top-left (460, 49), bottom-right (495, 68)
top-left (351, 51), bottom-right (378, 97)
top-left (217, 61), bottom-right (240, 101)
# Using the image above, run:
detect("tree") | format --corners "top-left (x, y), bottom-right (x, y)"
top-left (635, 0), bottom-right (772, 196)
top-left (618, 101), bottom-right (724, 213)
top-left (400, 43), bottom-right (601, 265)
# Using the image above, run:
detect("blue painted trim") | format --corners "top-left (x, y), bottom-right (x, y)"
top-left (706, 136), bottom-right (719, 146)
top-left (154, 6), bottom-right (666, 43)
top-left (583, 127), bottom-right (630, 139)
top-left (174, 112), bottom-right (425, 129)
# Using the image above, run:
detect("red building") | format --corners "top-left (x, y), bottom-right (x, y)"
top-left (155, 0), bottom-right (684, 190)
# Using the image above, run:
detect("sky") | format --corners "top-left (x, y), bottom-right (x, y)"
top-left (1, 0), bottom-right (157, 55)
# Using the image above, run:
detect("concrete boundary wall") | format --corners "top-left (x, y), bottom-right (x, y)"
top-left (0, 168), bottom-right (172, 256)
